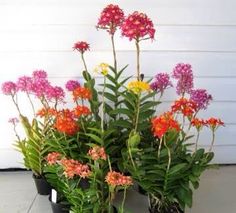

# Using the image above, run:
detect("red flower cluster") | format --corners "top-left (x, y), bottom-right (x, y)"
top-left (73, 86), bottom-right (92, 101)
top-left (121, 11), bottom-right (155, 41)
top-left (61, 158), bottom-right (91, 179)
top-left (46, 152), bottom-right (62, 165)
top-left (88, 146), bottom-right (107, 161)
top-left (73, 105), bottom-right (91, 117)
top-left (37, 107), bottom-right (57, 118)
top-left (105, 171), bottom-right (133, 187)
top-left (206, 118), bottom-right (224, 130)
top-left (97, 4), bottom-right (124, 34)
top-left (152, 112), bottom-right (180, 138)
top-left (191, 118), bottom-right (206, 130)
top-left (54, 109), bottom-right (79, 135)
top-left (73, 41), bottom-right (90, 53)
top-left (171, 98), bottom-right (197, 117)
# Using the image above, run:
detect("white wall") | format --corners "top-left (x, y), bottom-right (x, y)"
top-left (0, 0), bottom-right (236, 168)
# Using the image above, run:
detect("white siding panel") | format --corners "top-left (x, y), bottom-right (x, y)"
top-left (0, 52), bottom-right (236, 78)
top-left (1, 26), bottom-right (236, 52)
top-left (1, 0), bottom-right (236, 25)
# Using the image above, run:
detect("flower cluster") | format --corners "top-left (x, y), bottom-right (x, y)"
top-left (171, 98), bottom-right (197, 117)
top-left (191, 118), bottom-right (206, 130)
top-left (73, 41), bottom-right (90, 54)
top-left (127, 80), bottom-right (150, 94)
top-left (36, 107), bottom-right (57, 118)
top-left (61, 158), bottom-right (91, 179)
top-left (190, 89), bottom-right (212, 110)
top-left (94, 63), bottom-right (109, 76)
top-left (16, 76), bottom-right (33, 92)
top-left (172, 63), bottom-right (193, 95)
top-left (97, 4), bottom-right (124, 34)
top-left (206, 118), bottom-right (224, 130)
top-left (121, 11), bottom-right (155, 41)
top-left (54, 109), bottom-right (79, 135)
top-left (46, 86), bottom-right (65, 102)
top-left (73, 86), bottom-right (92, 101)
top-left (88, 146), bottom-right (107, 161)
top-left (150, 73), bottom-right (172, 94)
top-left (65, 80), bottom-right (81, 92)
top-left (1, 81), bottom-right (17, 95)
top-left (46, 152), bottom-right (62, 165)
top-left (73, 105), bottom-right (91, 117)
top-left (152, 112), bottom-right (180, 138)
top-left (105, 171), bottom-right (133, 187)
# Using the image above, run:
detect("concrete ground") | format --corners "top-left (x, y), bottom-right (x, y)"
top-left (0, 166), bottom-right (236, 213)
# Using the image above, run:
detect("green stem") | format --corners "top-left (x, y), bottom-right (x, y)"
top-left (135, 39), bottom-right (140, 80)
top-left (134, 94), bottom-right (141, 132)
top-left (120, 187), bottom-right (127, 213)
top-left (81, 53), bottom-right (88, 72)
top-left (158, 137), bottom-right (163, 159)
top-left (163, 139), bottom-right (171, 198)
top-left (195, 130), bottom-right (200, 151)
top-left (11, 95), bottom-right (21, 115)
top-left (111, 34), bottom-right (117, 72)
top-left (101, 77), bottom-right (106, 132)
top-left (209, 130), bottom-right (216, 152)
top-left (26, 92), bottom-right (36, 117)
top-left (107, 155), bottom-right (112, 171)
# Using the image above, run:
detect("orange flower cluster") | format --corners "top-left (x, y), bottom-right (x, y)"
top-left (46, 152), bottom-right (62, 165)
top-left (73, 105), bottom-right (91, 117)
top-left (37, 107), bottom-right (57, 118)
top-left (61, 158), bottom-right (91, 179)
top-left (191, 118), bottom-right (206, 130)
top-left (73, 87), bottom-right (92, 101)
top-left (88, 146), bottom-right (107, 161)
top-left (171, 98), bottom-right (197, 117)
top-left (206, 118), bottom-right (224, 130)
top-left (54, 109), bottom-right (79, 135)
top-left (152, 112), bottom-right (180, 138)
top-left (105, 171), bottom-right (133, 187)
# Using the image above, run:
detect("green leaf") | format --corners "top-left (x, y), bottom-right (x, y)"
top-left (86, 133), bottom-right (103, 145)
top-left (168, 163), bottom-right (187, 176)
top-left (110, 108), bottom-right (133, 118)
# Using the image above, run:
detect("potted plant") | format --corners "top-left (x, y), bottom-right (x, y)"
top-left (2, 70), bottom-right (66, 195)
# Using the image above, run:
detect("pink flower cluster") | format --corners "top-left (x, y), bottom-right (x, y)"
top-left (121, 11), bottom-right (155, 41)
top-left (60, 158), bottom-right (91, 179)
top-left (150, 73), bottom-right (172, 94)
top-left (172, 63), bottom-right (194, 96)
top-left (88, 146), bottom-right (107, 161)
top-left (1, 81), bottom-right (17, 95)
top-left (65, 80), bottom-right (81, 91)
top-left (73, 41), bottom-right (90, 53)
top-left (46, 152), bottom-right (62, 165)
top-left (190, 89), bottom-right (212, 110)
top-left (2, 70), bottom-right (65, 102)
top-left (105, 171), bottom-right (133, 187)
top-left (97, 4), bottom-right (124, 34)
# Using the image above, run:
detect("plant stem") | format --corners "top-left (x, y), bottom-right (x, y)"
top-left (26, 92), bottom-right (36, 117)
top-left (135, 39), bottom-right (140, 80)
top-left (195, 130), bottom-right (200, 151)
top-left (101, 77), bottom-right (106, 132)
top-left (107, 155), bottom-right (112, 171)
top-left (120, 187), bottom-right (127, 213)
top-left (209, 130), bottom-right (215, 152)
top-left (158, 138), bottom-right (163, 159)
top-left (111, 34), bottom-right (117, 72)
top-left (164, 140), bottom-right (171, 172)
top-left (81, 53), bottom-right (88, 72)
top-left (11, 95), bottom-right (21, 115)
top-left (134, 94), bottom-right (141, 132)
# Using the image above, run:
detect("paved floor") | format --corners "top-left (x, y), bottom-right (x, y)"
top-left (0, 166), bottom-right (236, 213)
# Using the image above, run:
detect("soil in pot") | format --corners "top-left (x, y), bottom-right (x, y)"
top-left (49, 196), bottom-right (70, 213)
top-left (32, 174), bottom-right (51, 195)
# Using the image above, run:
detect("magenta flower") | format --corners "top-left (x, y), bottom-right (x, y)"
top-left (190, 89), bottom-right (213, 110)
top-left (16, 76), bottom-right (33, 92)
top-left (73, 41), bottom-right (90, 54)
top-left (97, 4), bottom-right (124, 35)
top-left (172, 63), bottom-right (194, 96)
top-left (32, 70), bottom-right (47, 79)
top-left (65, 80), bottom-right (81, 91)
top-left (32, 78), bottom-right (51, 98)
top-left (8, 117), bottom-right (19, 125)
top-left (150, 73), bottom-right (172, 94)
top-left (46, 86), bottom-right (65, 102)
top-left (121, 11), bottom-right (155, 41)
top-left (1, 81), bottom-right (18, 95)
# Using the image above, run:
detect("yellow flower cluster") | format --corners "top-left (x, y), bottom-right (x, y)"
top-left (94, 63), bottom-right (109, 76)
top-left (127, 80), bottom-right (150, 94)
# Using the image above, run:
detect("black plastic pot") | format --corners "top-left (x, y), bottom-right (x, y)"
top-left (49, 196), bottom-right (70, 213)
top-left (32, 174), bottom-right (51, 195)
top-left (138, 185), bottom-right (147, 196)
